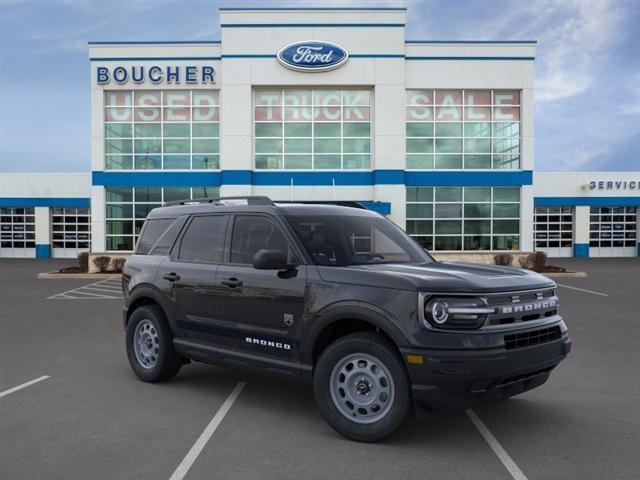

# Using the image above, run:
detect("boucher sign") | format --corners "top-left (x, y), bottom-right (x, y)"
top-left (96, 65), bottom-right (215, 85)
top-left (589, 180), bottom-right (639, 190)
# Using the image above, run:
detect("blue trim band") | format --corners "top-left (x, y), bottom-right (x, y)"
top-left (36, 244), bottom-right (51, 259)
top-left (573, 244), bottom-right (589, 258)
top-left (534, 197), bottom-right (640, 207)
top-left (406, 40), bottom-right (537, 44)
top-left (90, 56), bottom-right (220, 62)
top-left (220, 23), bottom-right (405, 28)
top-left (92, 170), bottom-right (534, 187)
top-left (406, 56), bottom-right (535, 61)
top-left (359, 201), bottom-right (391, 215)
top-left (88, 41), bottom-right (220, 45)
top-left (0, 198), bottom-right (90, 207)
top-left (219, 7), bottom-right (407, 10)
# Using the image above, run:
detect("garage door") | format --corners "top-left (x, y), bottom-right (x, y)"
top-left (589, 206), bottom-right (637, 257)
top-left (0, 207), bottom-right (36, 258)
top-left (51, 207), bottom-right (91, 258)
top-left (534, 207), bottom-right (573, 257)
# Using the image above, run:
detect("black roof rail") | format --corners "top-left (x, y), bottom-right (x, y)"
top-left (274, 200), bottom-right (367, 209)
top-left (165, 196), bottom-right (274, 206)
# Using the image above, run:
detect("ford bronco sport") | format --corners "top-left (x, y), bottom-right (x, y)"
top-left (122, 196), bottom-right (571, 442)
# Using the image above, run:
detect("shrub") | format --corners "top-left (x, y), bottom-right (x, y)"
top-left (519, 255), bottom-right (533, 269)
top-left (494, 253), bottom-right (513, 266)
top-left (92, 255), bottom-right (111, 273)
top-left (113, 257), bottom-right (126, 273)
top-left (77, 252), bottom-right (89, 273)
top-left (532, 251), bottom-right (547, 272)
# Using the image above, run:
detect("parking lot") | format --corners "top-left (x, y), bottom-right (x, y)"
top-left (1, 257), bottom-right (639, 480)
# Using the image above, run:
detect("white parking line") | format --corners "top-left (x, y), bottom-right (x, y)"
top-left (48, 278), bottom-right (122, 300)
top-left (169, 382), bottom-right (246, 480)
top-left (466, 409), bottom-right (528, 480)
top-left (557, 283), bottom-right (610, 297)
top-left (0, 376), bottom-right (51, 399)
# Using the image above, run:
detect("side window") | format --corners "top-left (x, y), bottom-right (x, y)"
top-left (136, 218), bottom-right (174, 255)
top-left (178, 215), bottom-right (227, 263)
top-left (230, 216), bottom-right (290, 264)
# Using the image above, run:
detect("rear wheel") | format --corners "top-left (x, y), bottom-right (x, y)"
top-left (126, 305), bottom-right (181, 382)
top-left (313, 332), bottom-right (412, 442)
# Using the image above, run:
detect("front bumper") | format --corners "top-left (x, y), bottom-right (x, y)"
top-left (400, 333), bottom-right (571, 412)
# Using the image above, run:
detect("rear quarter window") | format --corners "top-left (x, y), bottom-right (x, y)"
top-left (136, 218), bottom-right (175, 255)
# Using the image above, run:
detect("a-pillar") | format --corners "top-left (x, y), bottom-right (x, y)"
top-left (573, 206), bottom-right (590, 257)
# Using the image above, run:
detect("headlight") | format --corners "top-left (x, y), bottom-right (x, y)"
top-left (423, 297), bottom-right (495, 329)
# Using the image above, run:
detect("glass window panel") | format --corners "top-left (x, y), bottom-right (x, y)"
top-left (342, 106), bottom-right (369, 122)
top-left (493, 220), bottom-right (519, 234)
top-left (105, 124), bottom-right (132, 138)
top-left (163, 188), bottom-right (191, 203)
top-left (284, 106), bottom-right (313, 121)
top-left (435, 138), bottom-right (462, 153)
top-left (284, 155), bottom-right (312, 169)
top-left (493, 188), bottom-right (520, 202)
top-left (464, 204), bottom-right (491, 218)
top-left (163, 123), bottom-right (190, 137)
top-left (435, 123), bottom-right (462, 137)
top-left (493, 155), bottom-right (519, 169)
top-left (106, 187), bottom-right (132, 202)
top-left (343, 90), bottom-right (370, 105)
top-left (406, 122), bottom-right (433, 137)
top-left (343, 155), bottom-right (369, 169)
top-left (465, 188), bottom-right (491, 202)
top-left (406, 187), bottom-right (433, 202)
top-left (494, 137), bottom-right (520, 154)
top-left (435, 107), bottom-right (461, 121)
top-left (134, 123), bottom-right (161, 137)
top-left (464, 220), bottom-right (491, 234)
top-left (315, 123), bottom-right (340, 137)
top-left (406, 106), bottom-right (433, 121)
top-left (464, 122), bottom-right (491, 137)
top-left (407, 138), bottom-right (434, 154)
top-left (107, 236), bottom-right (134, 251)
top-left (164, 139), bottom-right (190, 154)
top-left (284, 139), bottom-right (312, 153)
top-left (435, 204), bottom-right (462, 218)
top-left (285, 123), bottom-right (312, 137)
top-left (255, 91), bottom-right (282, 106)
top-left (464, 236), bottom-right (491, 250)
top-left (163, 155), bottom-right (190, 169)
top-left (314, 139), bottom-right (340, 153)
top-left (255, 123), bottom-right (282, 137)
top-left (134, 139), bottom-right (161, 154)
top-left (192, 155), bottom-right (219, 169)
top-left (255, 107), bottom-right (282, 122)
top-left (435, 220), bottom-right (462, 235)
top-left (284, 90), bottom-right (313, 106)
top-left (135, 204), bottom-right (161, 218)
top-left (435, 187), bottom-right (463, 202)
top-left (134, 188), bottom-right (162, 202)
top-left (106, 155), bottom-right (132, 170)
top-left (134, 155), bottom-right (161, 169)
top-left (105, 139), bottom-right (132, 154)
top-left (464, 139), bottom-right (491, 153)
top-left (193, 138), bottom-right (218, 153)
top-left (435, 154), bottom-right (462, 169)
top-left (464, 155), bottom-right (491, 169)
top-left (106, 204), bottom-right (133, 218)
top-left (192, 123), bottom-right (219, 138)
top-left (435, 90), bottom-right (462, 105)
top-left (406, 204), bottom-right (433, 218)
top-left (255, 154), bottom-right (282, 169)
top-left (406, 154), bottom-right (434, 169)
top-left (343, 123), bottom-right (370, 137)
top-left (406, 220), bottom-right (433, 234)
top-left (106, 220), bottom-right (133, 235)
top-left (255, 139), bottom-right (282, 153)
top-left (315, 155), bottom-right (341, 169)
top-left (343, 139), bottom-right (370, 154)
top-left (191, 186), bottom-right (219, 199)
top-left (493, 204), bottom-right (520, 218)
top-left (493, 235), bottom-right (519, 251)
top-left (493, 122), bottom-right (520, 137)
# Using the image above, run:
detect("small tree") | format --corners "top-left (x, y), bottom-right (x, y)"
top-left (494, 253), bottom-right (513, 266)
top-left (113, 257), bottom-right (126, 273)
top-left (77, 252), bottom-right (89, 273)
top-left (532, 251), bottom-right (547, 272)
top-left (92, 255), bottom-right (111, 273)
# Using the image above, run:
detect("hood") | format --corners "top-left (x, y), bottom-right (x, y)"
top-left (317, 261), bottom-right (555, 293)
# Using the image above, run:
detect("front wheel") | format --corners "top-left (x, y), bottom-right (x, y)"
top-left (313, 332), bottom-right (412, 442)
top-left (126, 305), bottom-right (181, 382)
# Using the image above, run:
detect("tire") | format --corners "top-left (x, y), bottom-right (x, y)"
top-left (126, 305), bottom-right (181, 383)
top-left (313, 331), bottom-right (412, 442)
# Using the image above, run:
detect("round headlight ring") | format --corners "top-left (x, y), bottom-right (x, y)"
top-left (430, 301), bottom-right (449, 324)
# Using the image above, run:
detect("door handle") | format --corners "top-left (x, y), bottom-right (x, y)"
top-left (163, 272), bottom-right (181, 282)
top-left (222, 277), bottom-right (243, 288)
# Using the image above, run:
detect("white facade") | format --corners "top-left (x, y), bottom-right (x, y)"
top-left (1, 8), bottom-right (638, 259)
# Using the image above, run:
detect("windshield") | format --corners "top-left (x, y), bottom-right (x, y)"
top-left (285, 214), bottom-right (433, 267)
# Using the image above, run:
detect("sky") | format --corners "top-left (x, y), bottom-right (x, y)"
top-left (1, 0), bottom-right (639, 173)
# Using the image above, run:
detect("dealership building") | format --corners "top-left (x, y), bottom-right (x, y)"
top-left (1, 7), bottom-right (638, 259)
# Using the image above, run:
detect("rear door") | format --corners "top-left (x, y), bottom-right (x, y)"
top-left (159, 214), bottom-right (229, 340)
top-left (213, 214), bottom-right (307, 356)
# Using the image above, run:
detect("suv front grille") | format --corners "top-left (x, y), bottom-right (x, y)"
top-left (504, 326), bottom-right (562, 350)
top-left (485, 288), bottom-right (558, 326)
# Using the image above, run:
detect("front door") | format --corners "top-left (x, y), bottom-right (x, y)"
top-left (214, 214), bottom-right (307, 357)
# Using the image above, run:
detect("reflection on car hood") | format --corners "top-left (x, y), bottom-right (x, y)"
top-left (317, 261), bottom-right (555, 293)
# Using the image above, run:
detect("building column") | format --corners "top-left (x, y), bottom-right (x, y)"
top-left (91, 186), bottom-right (105, 252)
top-left (520, 185), bottom-right (534, 252)
top-left (34, 206), bottom-right (51, 258)
top-left (573, 206), bottom-right (590, 257)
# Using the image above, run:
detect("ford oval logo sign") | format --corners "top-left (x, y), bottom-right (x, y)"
top-left (277, 41), bottom-right (349, 72)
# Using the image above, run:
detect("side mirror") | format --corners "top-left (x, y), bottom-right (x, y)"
top-left (252, 249), bottom-right (293, 270)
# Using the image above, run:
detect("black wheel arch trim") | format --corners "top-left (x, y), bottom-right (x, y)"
top-left (124, 284), bottom-right (174, 328)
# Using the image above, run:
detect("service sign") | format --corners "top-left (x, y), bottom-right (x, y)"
top-left (277, 41), bottom-right (349, 72)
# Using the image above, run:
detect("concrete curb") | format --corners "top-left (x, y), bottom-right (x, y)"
top-left (37, 272), bottom-right (121, 279)
top-left (541, 271), bottom-right (587, 278)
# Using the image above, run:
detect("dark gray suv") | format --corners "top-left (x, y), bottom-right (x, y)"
top-left (122, 196), bottom-right (571, 442)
